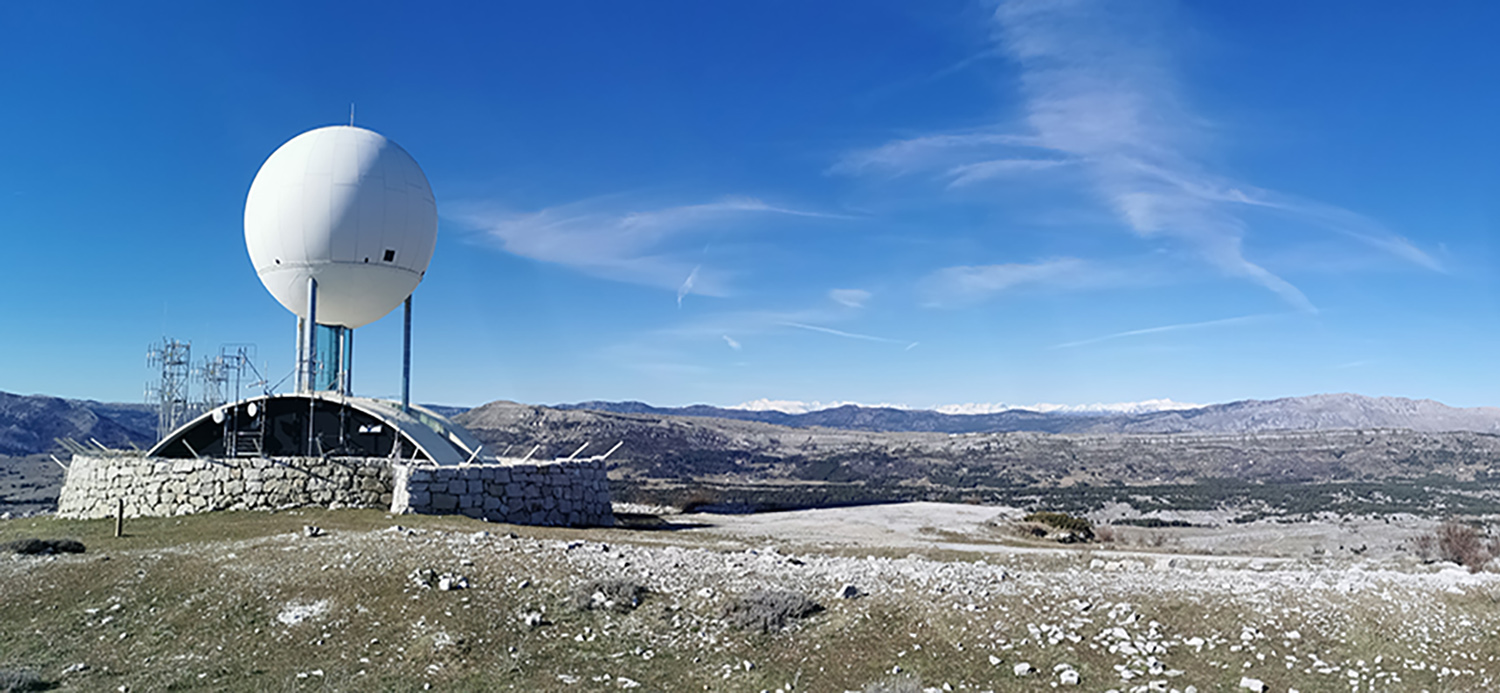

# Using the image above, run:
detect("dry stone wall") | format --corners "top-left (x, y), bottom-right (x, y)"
top-left (390, 459), bottom-right (613, 527)
top-left (57, 454), bottom-right (392, 519)
top-left (57, 454), bottom-right (614, 528)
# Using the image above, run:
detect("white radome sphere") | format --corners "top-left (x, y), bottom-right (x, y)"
top-left (244, 125), bottom-right (437, 329)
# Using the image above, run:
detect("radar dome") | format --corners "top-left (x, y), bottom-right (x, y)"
top-left (244, 125), bottom-right (437, 329)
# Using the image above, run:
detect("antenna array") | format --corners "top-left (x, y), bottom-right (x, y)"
top-left (145, 338), bottom-right (193, 440)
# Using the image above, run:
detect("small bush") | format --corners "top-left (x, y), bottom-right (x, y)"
top-left (570, 579), bottom-right (647, 613)
top-left (1023, 511), bottom-right (1093, 540)
top-left (721, 589), bottom-right (822, 633)
top-left (1435, 521), bottom-right (1491, 573)
top-left (0, 669), bottom-right (45, 693)
top-left (1412, 533), bottom-right (1437, 562)
top-left (1093, 525), bottom-right (1116, 543)
top-left (2, 538), bottom-right (85, 555)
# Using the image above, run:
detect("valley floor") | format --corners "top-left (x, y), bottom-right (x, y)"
top-left (2, 504), bottom-right (1498, 692)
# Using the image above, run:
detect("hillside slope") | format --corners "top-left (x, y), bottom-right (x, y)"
top-left (1, 507), bottom-right (1497, 692)
top-left (557, 393), bottom-right (1500, 436)
top-left (0, 392), bottom-right (154, 456)
top-left (456, 400), bottom-right (1500, 512)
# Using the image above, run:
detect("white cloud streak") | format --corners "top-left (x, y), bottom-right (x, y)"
top-left (838, 0), bottom-right (1439, 311)
top-left (922, 256), bottom-right (1164, 305)
top-left (677, 265), bottom-right (700, 307)
top-left (452, 196), bottom-right (840, 296)
top-left (779, 321), bottom-right (913, 348)
top-left (1052, 313), bottom-right (1278, 349)
top-left (722, 334), bottom-right (742, 350)
top-left (829, 288), bottom-right (872, 308)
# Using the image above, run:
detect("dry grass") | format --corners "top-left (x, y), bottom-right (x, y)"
top-left (2, 509), bottom-right (1499, 692)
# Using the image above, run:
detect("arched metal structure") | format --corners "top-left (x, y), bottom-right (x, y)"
top-left (146, 393), bottom-right (483, 464)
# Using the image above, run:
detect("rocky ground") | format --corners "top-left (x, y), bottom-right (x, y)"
top-left (2, 504), bottom-right (1499, 692)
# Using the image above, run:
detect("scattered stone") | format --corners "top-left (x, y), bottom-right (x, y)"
top-left (571, 579), bottom-right (647, 612)
top-left (1059, 669), bottom-right (1080, 685)
top-left (61, 663), bottom-right (88, 676)
top-left (1013, 662), bottom-right (1034, 677)
top-left (276, 600), bottom-right (329, 626)
top-left (302, 525), bottom-right (324, 538)
top-left (835, 583), bottom-right (861, 599)
top-left (1238, 677), bottom-right (1266, 692)
top-left (988, 655), bottom-right (1002, 666)
top-left (521, 611), bottom-right (548, 628)
top-left (409, 568), bottom-right (439, 589)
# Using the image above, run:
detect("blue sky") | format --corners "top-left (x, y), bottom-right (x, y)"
top-left (2, 1), bottom-right (1496, 409)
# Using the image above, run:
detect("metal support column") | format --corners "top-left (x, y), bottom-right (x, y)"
top-left (401, 296), bottom-right (412, 413)
top-left (342, 328), bottom-right (354, 396)
top-left (305, 277), bottom-right (318, 455)
top-left (295, 317), bottom-right (306, 393)
top-left (303, 277), bottom-right (318, 393)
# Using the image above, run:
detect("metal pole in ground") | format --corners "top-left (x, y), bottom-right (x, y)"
top-left (114, 499), bottom-right (124, 538)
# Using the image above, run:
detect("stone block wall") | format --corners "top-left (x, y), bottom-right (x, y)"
top-left (57, 455), bottom-right (392, 519)
top-left (391, 459), bottom-right (613, 527)
top-left (57, 454), bottom-right (615, 528)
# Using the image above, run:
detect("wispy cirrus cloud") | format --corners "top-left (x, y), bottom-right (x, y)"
top-left (837, 0), bottom-right (1439, 313)
top-left (1052, 313), bottom-right (1280, 350)
top-left (779, 321), bottom-right (915, 348)
top-left (922, 256), bottom-right (1165, 305)
top-left (451, 196), bottom-right (840, 297)
top-left (601, 301), bottom-right (914, 380)
top-left (828, 288), bottom-right (872, 308)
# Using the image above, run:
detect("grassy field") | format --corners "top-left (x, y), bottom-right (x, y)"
top-left (3, 508), bottom-right (1500, 692)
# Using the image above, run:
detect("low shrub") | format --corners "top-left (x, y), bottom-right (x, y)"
top-left (0, 669), bottom-right (44, 693)
top-left (721, 589), bottom-right (822, 633)
top-left (2, 538), bottom-right (85, 555)
top-left (1023, 511), bottom-right (1094, 540)
top-left (1412, 533), bottom-right (1437, 561)
top-left (571, 579), bottom-right (648, 613)
top-left (1435, 521), bottom-right (1491, 573)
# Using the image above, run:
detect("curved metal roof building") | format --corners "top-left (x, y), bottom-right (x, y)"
top-left (147, 393), bottom-right (485, 464)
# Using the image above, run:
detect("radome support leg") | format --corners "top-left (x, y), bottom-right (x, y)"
top-left (402, 296), bottom-right (412, 413)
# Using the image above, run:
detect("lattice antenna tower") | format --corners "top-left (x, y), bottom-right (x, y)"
top-left (197, 344), bottom-right (259, 410)
top-left (146, 338), bottom-right (193, 441)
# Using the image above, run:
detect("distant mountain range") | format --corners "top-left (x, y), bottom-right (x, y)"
top-left (554, 393), bottom-right (1500, 436)
top-left (0, 392), bottom-right (156, 456)
top-left (4, 390), bottom-right (1500, 457)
